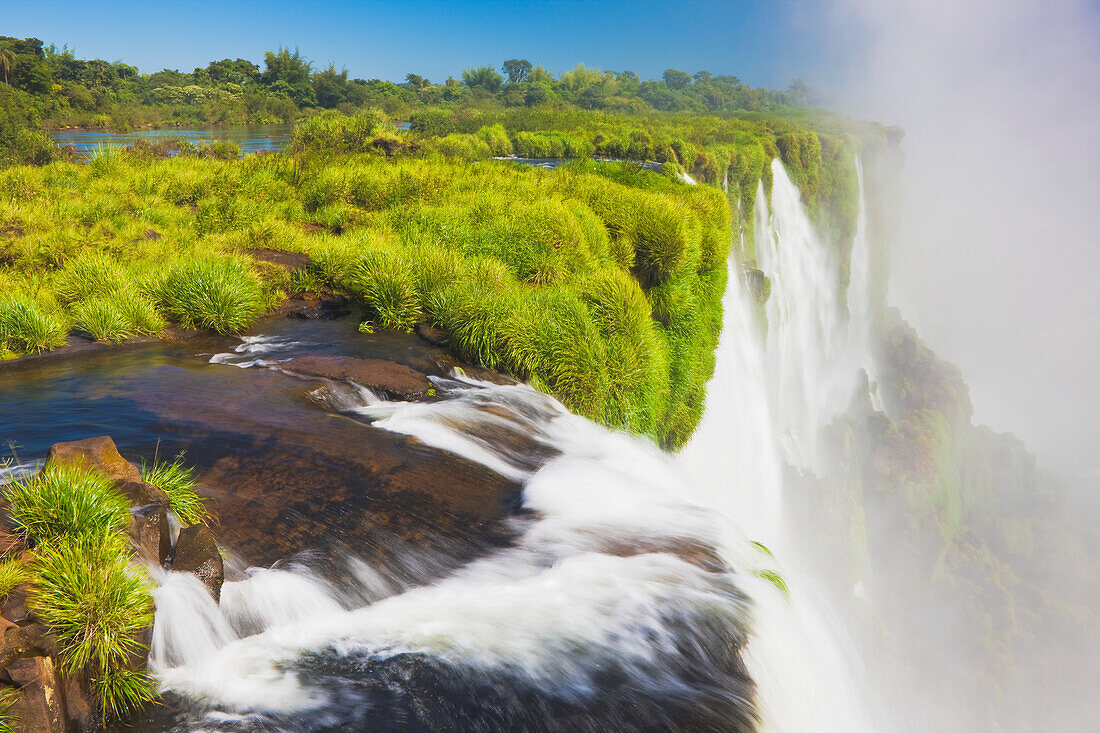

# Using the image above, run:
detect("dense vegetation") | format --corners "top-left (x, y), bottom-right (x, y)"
top-left (0, 36), bottom-right (813, 133)
top-left (0, 456), bottom-right (209, 725)
top-left (0, 105), bottom-right (876, 447)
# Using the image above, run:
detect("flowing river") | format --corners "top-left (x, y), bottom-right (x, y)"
top-left (2, 159), bottom-right (902, 731)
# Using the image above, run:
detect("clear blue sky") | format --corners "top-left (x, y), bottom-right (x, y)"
top-left (3, 0), bottom-right (838, 89)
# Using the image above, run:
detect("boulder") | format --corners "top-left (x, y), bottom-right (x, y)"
top-left (0, 531), bottom-right (22, 558)
top-left (59, 674), bottom-right (95, 731)
top-left (5, 655), bottom-right (65, 733)
top-left (115, 481), bottom-right (172, 566)
top-left (416, 322), bottom-right (447, 346)
top-left (45, 436), bottom-right (141, 483)
top-left (114, 480), bottom-right (170, 508)
top-left (171, 526), bottom-right (223, 602)
top-left (128, 504), bottom-right (172, 566)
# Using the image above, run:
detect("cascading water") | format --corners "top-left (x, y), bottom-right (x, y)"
top-left (146, 157), bottom-right (895, 731)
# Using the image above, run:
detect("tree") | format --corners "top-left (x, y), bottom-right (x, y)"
top-left (501, 58), bottom-right (532, 84)
top-left (261, 47), bottom-right (311, 86)
top-left (662, 68), bottom-right (691, 90)
top-left (692, 70), bottom-right (712, 84)
top-left (461, 65), bottom-right (502, 93)
top-left (405, 73), bottom-right (429, 91)
top-left (313, 64), bottom-right (349, 108)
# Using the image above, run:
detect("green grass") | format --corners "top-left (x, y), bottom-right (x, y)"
top-left (0, 299), bottom-right (67, 354)
top-left (142, 455), bottom-right (212, 526)
top-left (157, 257), bottom-right (267, 334)
top-left (0, 559), bottom-right (27, 599)
top-left (28, 531), bottom-right (156, 720)
top-left (0, 686), bottom-right (17, 733)
top-left (4, 464), bottom-right (130, 546)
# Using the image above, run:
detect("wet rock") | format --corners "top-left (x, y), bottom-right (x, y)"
top-left (115, 480), bottom-right (172, 565)
top-left (741, 267), bottom-right (771, 305)
top-left (128, 504), bottom-right (172, 566)
top-left (1, 585), bottom-right (33, 626)
top-left (416, 322), bottom-right (447, 346)
top-left (284, 355), bottom-right (434, 400)
top-left (6, 655), bottom-right (65, 733)
top-left (115, 480), bottom-right (170, 508)
top-left (60, 674), bottom-right (95, 732)
top-left (45, 436), bottom-right (141, 483)
top-left (171, 526), bottom-right (223, 602)
top-left (281, 292), bottom-right (352, 320)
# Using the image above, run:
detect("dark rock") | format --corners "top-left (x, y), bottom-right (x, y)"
top-left (114, 480), bottom-right (169, 508)
top-left (115, 481), bottom-right (172, 565)
top-left (6, 655), bottom-right (65, 733)
top-left (60, 674), bottom-right (95, 732)
top-left (1, 585), bottom-right (33, 626)
top-left (45, 436), bottom-right (141, 483)
top-left (741, 268), bottom-right (771, 305)
top-left (128, 504), bottom-right (172, 566)
top-left (171, 526), bottom-right (223, 602)
top-left (284, 355), bottom-right (434, 400)
top-left (416, 322), bottom-right (447, 346)
top-left (281, 293), bottom-right (352, 320)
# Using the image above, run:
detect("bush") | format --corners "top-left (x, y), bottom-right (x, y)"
top-left (4, 464), bottom-right (131, 546)
top-left (157, 257), bottom-right (266, 334)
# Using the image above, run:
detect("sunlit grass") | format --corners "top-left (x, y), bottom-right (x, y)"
top-left (4, 464), bottom-right (130, 545)
top-left (142, 455), bottom-right (212, 526)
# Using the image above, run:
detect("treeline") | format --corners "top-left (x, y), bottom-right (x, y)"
top-left (0, 35), bottom-right (814, 133)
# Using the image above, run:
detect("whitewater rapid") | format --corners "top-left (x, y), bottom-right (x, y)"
top-left (148, 157), bottom-right (890, 731)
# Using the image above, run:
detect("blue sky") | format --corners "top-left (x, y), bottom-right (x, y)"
top-left (3, 0), bottom-right (837, 89)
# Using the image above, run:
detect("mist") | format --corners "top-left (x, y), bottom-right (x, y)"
top-left (818, 0), bottom-right (1100, 478)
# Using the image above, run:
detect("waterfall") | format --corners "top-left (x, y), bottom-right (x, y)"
top-left (147, 157), bottom-right (895, 731)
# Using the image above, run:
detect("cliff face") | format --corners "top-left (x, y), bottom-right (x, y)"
top-left (783, 142), bottom-right (1100, 731)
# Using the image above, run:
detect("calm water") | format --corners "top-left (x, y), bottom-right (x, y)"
top-left (49, 124), bottom-right (294, 158)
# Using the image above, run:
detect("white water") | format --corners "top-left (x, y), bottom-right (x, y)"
top-left (153, 157), bottom-right (889, 730)
top-left (681, 158), bottom-right (886, 731)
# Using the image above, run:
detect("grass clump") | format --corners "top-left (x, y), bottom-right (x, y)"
top-left (0, 299), bottom-right (67, 355)
top-left (142, 455), bottom-right (212, 526)
top-left (157, 257), bottom-right (266, 334)
top-left (4, 465), bottom-right (130, 546)
top-left (28, 532), bottom-right (156, 720)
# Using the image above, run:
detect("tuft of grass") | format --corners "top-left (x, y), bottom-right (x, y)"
top-left (28, 532), bottom-right (156, 720)
top-left (0, 559), bottom-right (27, 600)
top-left (4, 465), bottom-right (130, 546)
top-left (157, 257), bottom-right (266, 334)
top-left (341, 249), bottom-right (420, 331)
top-left (141, 455), bottom-right (212, 526)
top-left (0, 299), bottom-right (67, 354)
top-left (0, 687), bottom-right (17, 733)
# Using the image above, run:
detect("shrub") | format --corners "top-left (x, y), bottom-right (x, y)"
top-left (141, 456), bottom-right (212, 526)
top-left (4, 464), bottom-right (130, 546)
top-left (0, 299), bottom-right (67, 354)
top-left (157, 258), bottom-right (266, 334)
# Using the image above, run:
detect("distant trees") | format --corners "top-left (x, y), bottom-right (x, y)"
top-left (662, 68), bottom-right (691, 90)
top-left (501, 59), bottom-right (532, 84)
top-left (462, 65), bottom-right (503, 94)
